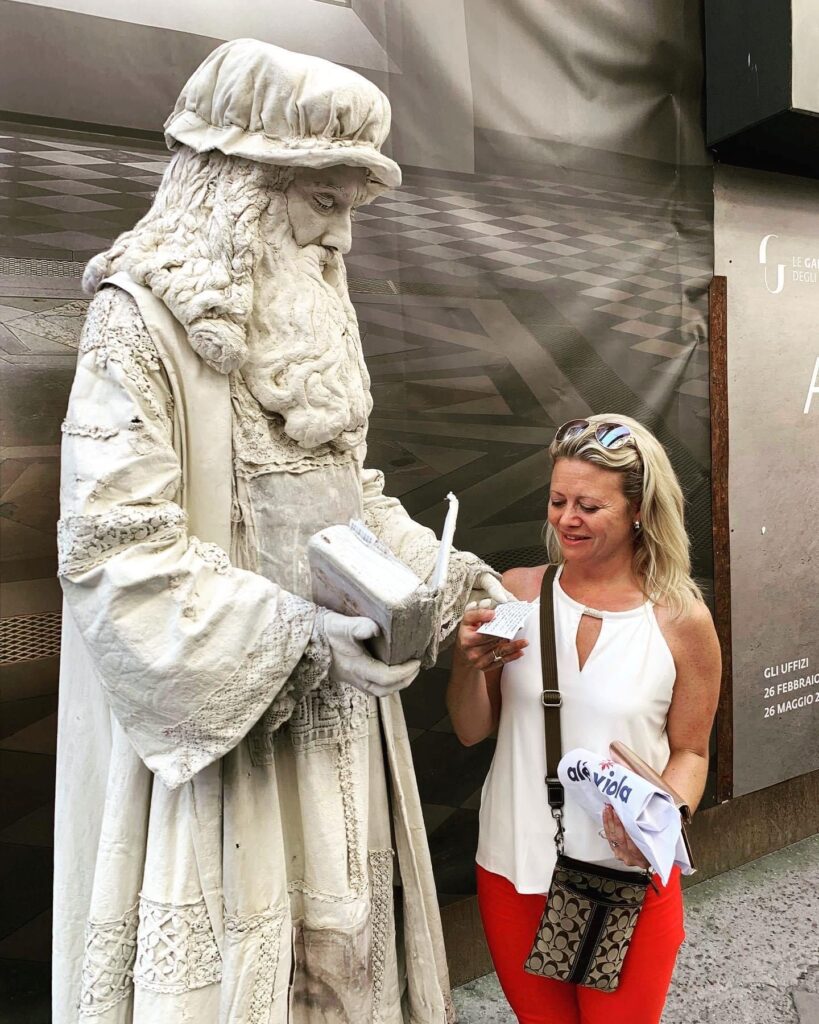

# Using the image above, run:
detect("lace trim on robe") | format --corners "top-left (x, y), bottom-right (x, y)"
top-left (57, 504), bottom-right (187, 577)
top-left (285, 678), bottom-right (371, 753)
top-left (248, 608), bottom-right (332, 765)
top-left (133, 896), bottom-right (222, 995)
top-left (161, 593), bottom-right (317, 783)
top-left (79, 896), bottom-right (226, 1014)
top-left (78, 905), bottom-right (139, 1017)
top-left (230, 373), bottom-right (357, 479)
top-left (79, 287), bottom-right (170, 426)
top-left (190, 537), bottom-right (231, 574)
top-left (61, 420), bottom-right (119, 440)
top-left (368, 850), bottom-right (394, 1023)
top-left (337, 729), bottom-right (367, 896)
top-left (436, 549), bottom-right (489, 640)
top-left (224, 908), bottom-right (286, 1024)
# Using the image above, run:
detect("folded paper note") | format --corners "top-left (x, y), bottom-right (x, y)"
top-left (477, 600), bottom-right (534, 640)
top-left (308, 494), bottom-right (459, 666)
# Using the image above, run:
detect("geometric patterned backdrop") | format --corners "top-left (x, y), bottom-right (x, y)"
top-left (0, 118), bottom-right (713, 1015)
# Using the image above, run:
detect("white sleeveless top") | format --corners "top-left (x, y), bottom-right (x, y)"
top-left (476, 565), bottom-right (676, 893)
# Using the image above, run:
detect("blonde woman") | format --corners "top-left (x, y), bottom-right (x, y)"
top-left (447, 415), bottom-right (721, 1024)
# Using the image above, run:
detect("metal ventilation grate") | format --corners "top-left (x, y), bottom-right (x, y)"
top-left (0, 611), bottom-right (62, 664)
top-left (483, 544), bottom-right (547, 574)
top-left (349, 276), bottom-right (398, 295)
top-left (0, 257), bottom-right (84, 277)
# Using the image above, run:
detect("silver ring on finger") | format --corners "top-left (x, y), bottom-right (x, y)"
top-left (492, 646), bottom-right (504, 663)
top-left (608, 839), bottom-right (620, 849)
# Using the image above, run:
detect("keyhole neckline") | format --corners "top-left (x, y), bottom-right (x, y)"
top-left (537, 564), bottom-right (653, 620)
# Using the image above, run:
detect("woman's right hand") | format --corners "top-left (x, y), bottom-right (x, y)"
top-left (455, 607), bottom-right (528, 674)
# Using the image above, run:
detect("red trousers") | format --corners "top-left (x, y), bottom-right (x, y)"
top-left (476, 863), bottom-right (684, 1024)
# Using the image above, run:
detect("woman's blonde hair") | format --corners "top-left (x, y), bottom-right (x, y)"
top-left (544, 413), bottom-right (703, 617)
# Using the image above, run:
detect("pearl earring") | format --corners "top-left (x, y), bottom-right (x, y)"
top-left (633, 520), bottom-right (641, 532)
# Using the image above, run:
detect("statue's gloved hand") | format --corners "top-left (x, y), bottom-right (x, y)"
top-left (323, 611), bottom-right (421, 698)
top-left (467, 571), bottom-right (515, 610)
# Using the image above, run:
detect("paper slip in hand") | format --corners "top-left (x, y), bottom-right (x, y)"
top-left (477, 601), bottom-right (534, 640)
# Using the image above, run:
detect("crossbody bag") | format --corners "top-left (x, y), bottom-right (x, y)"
top-left (523, 565), bottom-right (654, 992)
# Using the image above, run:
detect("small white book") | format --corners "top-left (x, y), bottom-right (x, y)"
top-left (308, 494), bottom-right (459, 666)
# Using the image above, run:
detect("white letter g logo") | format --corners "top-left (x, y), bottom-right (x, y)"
top-left (759, 234), bottom-right (785, 294)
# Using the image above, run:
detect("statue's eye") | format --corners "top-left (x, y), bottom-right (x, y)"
top-left (312, 193), bottom-right (335, 211)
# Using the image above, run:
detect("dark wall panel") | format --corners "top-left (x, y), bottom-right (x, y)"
top-left (0, 0), bottom-right (714, 993)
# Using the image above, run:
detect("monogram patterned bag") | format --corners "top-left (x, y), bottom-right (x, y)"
top-left (524, 854), bottom-right (649, 990)
top-left (522, 566), bottom-right (652, 992)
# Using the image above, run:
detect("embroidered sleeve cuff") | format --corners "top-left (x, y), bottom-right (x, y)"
top-left (423, 550), bottom-right (496, 667)
top-left (246, 608), bottom-right (332, 763)
top-left (152, 592), bottom-right (317, 788)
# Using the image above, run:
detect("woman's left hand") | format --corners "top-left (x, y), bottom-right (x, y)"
top-left (601, 805), bottom-right (650, 870)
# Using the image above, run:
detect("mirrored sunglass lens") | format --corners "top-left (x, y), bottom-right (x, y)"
top-left (555, 419), bottom-right (589, 442)
top-left (595, 423), bottom-right (632, 449)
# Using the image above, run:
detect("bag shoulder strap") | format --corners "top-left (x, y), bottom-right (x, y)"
top-left (540, 565), bottom-right (563, 809)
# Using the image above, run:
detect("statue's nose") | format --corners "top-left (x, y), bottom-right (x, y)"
top-left (321, 216), bottom-right (353, 255)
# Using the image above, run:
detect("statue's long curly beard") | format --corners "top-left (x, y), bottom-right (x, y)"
top-left (82, 146), bottom-right (371, 451)
top-left (241, 204), bottom-right (371, 451)
top-left (82, 147), bottom-right (279, 375)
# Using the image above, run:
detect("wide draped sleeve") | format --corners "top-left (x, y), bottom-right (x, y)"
top-left (359, 463), bottom-right (499, 666)
top-left (58, 288), bottom-right (329, 789)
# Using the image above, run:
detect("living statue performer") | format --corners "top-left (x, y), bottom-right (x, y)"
top-left (53, 38), bottom-right (507, 1024)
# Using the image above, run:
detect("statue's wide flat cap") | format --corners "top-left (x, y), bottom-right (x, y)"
top-left (164, 38), bottom-right (401, 190)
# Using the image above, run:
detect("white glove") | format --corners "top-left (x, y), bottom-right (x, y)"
top-left (323, 611), bottom-right (421, 698)
top-left (467, 571), bottom-right (515, 609)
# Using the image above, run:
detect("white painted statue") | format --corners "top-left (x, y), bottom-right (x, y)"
top-left (54, 38), bottom-right (505, 1024)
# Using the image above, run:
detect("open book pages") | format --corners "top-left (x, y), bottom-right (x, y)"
top-left (307, 495), bottom-right (459, 666)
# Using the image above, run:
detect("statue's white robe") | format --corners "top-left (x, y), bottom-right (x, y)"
top-left (54, 278), bottom-right (489, 1024)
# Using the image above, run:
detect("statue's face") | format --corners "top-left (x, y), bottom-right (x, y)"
top-left (283, 165), bottom-right (368, 256)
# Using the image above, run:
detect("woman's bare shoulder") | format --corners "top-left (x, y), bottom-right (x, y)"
top-left (654, 597), bottom-right (714, 632)
top-left (654, 598), bottom-right (719, 661)
top-left (502, 564), bottom-right (551, 602)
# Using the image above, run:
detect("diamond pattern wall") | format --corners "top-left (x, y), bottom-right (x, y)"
top-left (0, 119), bottom-right (712, 1000)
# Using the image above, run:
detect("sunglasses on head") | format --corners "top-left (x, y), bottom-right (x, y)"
top-left (554, 419), bottom-right (634, 450)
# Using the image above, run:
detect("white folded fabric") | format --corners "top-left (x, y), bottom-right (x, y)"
top-left (558, 747), bottom-right (693, 885)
